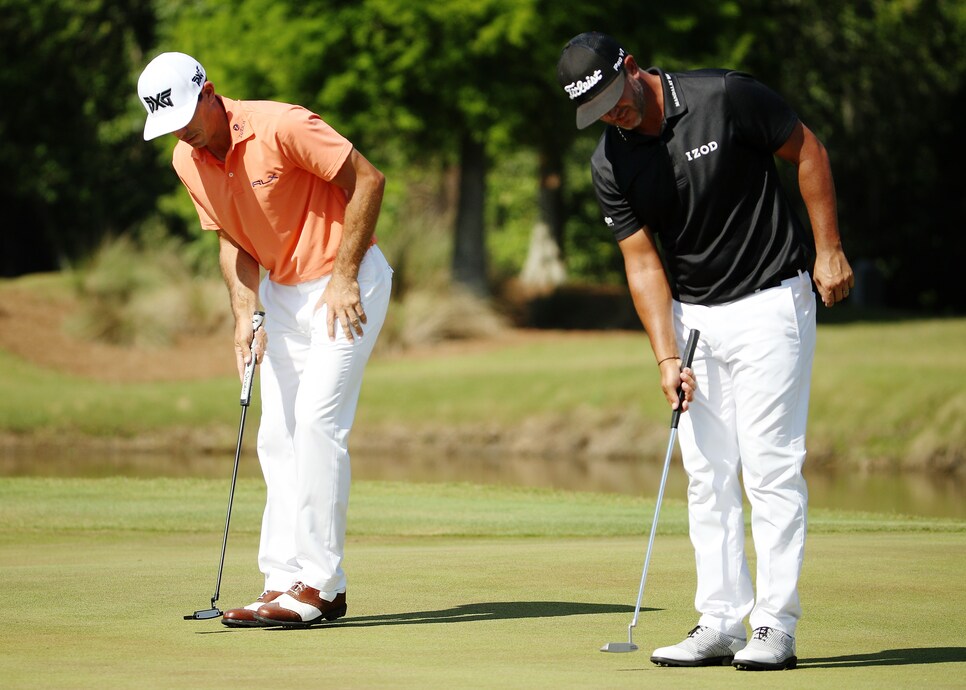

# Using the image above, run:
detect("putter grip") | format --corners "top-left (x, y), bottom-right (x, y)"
top-left (240, 311), bottom-right (266, 407)
top-left (670, 329), bottom-right (700, 429)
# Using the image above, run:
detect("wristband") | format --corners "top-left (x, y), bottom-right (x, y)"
top-left (657, 356), bottom-right (681, 366)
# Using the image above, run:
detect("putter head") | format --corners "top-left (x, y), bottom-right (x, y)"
top-left (600, 642), bottom-right (639, 653)
top-left (184, 607), bottom-right (222, 620)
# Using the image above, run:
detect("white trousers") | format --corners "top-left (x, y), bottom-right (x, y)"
top-left (255, 246), bottom-right (392, 598)
top-left (673, 271), bottom-right (816, 637)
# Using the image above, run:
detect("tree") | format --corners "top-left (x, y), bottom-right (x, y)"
top-left (161, 0), bottom-right (510, 294)
top-left (510, 1), bottom-right (769, 291)
top-left (0, 0), bottom-right (165, 276)
top-left (122, 0), bottom-right (966, 313)
top-left (730, 0), bottom-right (966, 311)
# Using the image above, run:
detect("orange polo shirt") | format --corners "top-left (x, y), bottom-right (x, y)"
top-left (173, 97), bottom-right (370, 285)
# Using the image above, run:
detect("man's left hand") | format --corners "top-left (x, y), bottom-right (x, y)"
top-left (318, 273), bottom-right (367, 341)
top-left (813, 249), bottom-right (854, 307)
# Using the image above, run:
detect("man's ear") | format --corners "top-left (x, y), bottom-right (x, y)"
top-left (624, 54), bottom-right (640, 76)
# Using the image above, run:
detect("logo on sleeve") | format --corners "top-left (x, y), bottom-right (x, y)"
top-left (604, 216), bottom-right (615, 227)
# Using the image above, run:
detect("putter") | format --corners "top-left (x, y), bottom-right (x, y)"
top-left (185, 311), bottom-right (265, 621)
top-left (600, 328), bottom-right (700, 652)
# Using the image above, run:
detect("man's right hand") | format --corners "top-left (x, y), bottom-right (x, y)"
top-left (660, 360), bottom-right (697, 412)
top-left (233, 318), bottom-right (267, 382)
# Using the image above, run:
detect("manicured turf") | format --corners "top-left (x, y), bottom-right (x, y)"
top-left (1, 478), bottom-right (963, 689)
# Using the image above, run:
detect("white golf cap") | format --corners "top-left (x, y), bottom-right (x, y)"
top-left (137, 52), bottom-right (206, 141)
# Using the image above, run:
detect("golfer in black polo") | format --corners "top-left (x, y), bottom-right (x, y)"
top-left (557, 32), bottom-right (854, 671)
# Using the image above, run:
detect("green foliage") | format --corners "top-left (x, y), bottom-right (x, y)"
top-left (0, 0), bottom-right (169, 274)
top-left (2, 0), bottom-right (962, 312)
top-left (486, 150), bottom-right (538, 280)
top-left (729, 0), bottom-right (966, 311)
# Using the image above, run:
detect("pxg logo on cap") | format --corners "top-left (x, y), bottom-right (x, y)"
top-left (137, 52), bottom-right (206, 141)
top-left (557, 32), bottom-right (627, 129)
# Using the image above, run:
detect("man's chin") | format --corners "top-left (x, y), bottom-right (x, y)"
top-left (619, 115), bottom-right (642, 130)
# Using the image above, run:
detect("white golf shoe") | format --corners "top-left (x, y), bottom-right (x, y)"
top-left (732, 626), bottom-right (797, 670)
top-left (650, 625), bottom-right (747, 667)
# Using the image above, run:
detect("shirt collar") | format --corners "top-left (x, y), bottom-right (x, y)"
top-left (608, 67), bottom-right (689, 144)
top-left (190, 95), bottom-right (254, 162)
top-left (222, 96), bottom-right (255, 146)
top-left (650, 67), bottom-right (688, 121)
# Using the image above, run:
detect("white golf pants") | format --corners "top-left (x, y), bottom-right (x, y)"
top-left (674, 271), bottom-right (816, 637)
top-left (255, 245), bottom-right (392, 598)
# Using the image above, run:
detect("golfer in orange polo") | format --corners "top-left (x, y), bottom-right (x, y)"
top-left (138, 52), bottom-right (393, 627)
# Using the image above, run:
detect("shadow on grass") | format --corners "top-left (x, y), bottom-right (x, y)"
top-left (800, 647), bottom-right (966, 668)
top-left (237, 601), bottom-right (642, 633)
top-left (342, 601), bottom-right (639, 628)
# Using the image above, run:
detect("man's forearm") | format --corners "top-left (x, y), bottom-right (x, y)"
top-left (788, 126), bottom-right (853, 305)
top-left (619, 230), bottom-right (678, 364)
top-left (332, 169), bottom-right (385, 280)
top-left (797, 137), bottom-right (842, 254)
top-left (218, 231), bottom-right (260, 322)
top-left (627, 265), bottom-right (677, 363)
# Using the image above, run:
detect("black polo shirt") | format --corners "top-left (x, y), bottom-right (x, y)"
top-left (591, 68), bottom-right (809, 305)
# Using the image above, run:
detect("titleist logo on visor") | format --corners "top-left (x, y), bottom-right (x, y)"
top-left (564, 70), bottom-right (603, 100)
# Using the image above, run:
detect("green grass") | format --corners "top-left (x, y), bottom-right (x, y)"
top-left (2, 272), bottom-right (965, 469)
top-left (0, 350), bottom-right (235, 435)
top-left (0, 478), bottom-right (963, 689)
top-left (2, 304), bottom-right (965, 471)
top-left (355, 319), bottom-right (966, 471)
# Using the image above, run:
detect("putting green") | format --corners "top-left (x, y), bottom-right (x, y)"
top-left (1, 478), bottom-right (963, 689)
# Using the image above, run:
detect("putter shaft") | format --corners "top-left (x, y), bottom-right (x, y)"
top-left (186, 311), bottom-right (264, 621)
top-left (601, 329), bottom-right (700, 653)
top-left (600, 426), bottom-right (676, 653)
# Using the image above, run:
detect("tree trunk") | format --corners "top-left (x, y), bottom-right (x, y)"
top-left (451, 133), bottom-right (488, 296)
top-left (520, 147), bottom-right (567, 290)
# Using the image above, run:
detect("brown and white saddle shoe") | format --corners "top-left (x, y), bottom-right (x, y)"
top-left (253, 581), bottom-right (347, 628)
top-left (221, 590), bottom-right (283, 628)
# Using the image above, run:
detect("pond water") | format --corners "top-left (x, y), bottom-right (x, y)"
top-left (2, 447), bottom-right (962, 520)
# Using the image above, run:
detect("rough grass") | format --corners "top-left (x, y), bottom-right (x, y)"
top-left (66, 236), bottom-right (231, 347)
top-left (2, 271), bottom-right (965, 473)
top-left (0, 478), bottom-right (963, 689)
top-left (1, 315), bottom-right (965, 474)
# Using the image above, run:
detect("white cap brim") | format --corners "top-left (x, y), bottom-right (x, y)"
top-left (142, 101), bottom-right (197, 141)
